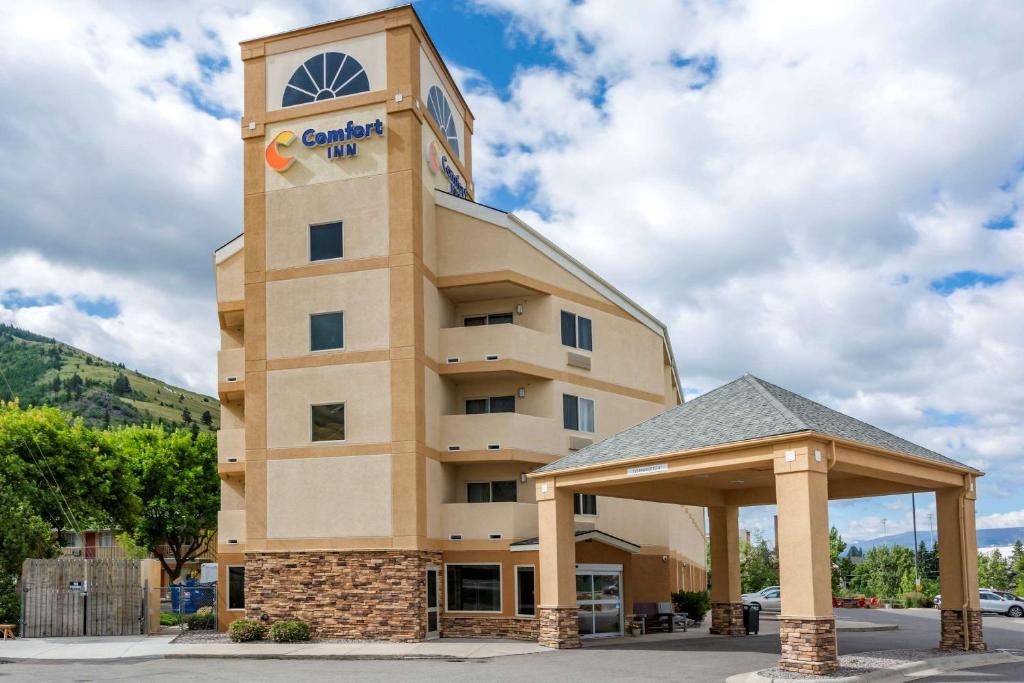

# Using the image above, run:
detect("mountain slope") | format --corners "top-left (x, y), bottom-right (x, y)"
top-left (848, 527), bottom-right (1024, 553)
top-left (0, 323), bottom-right (219, 430)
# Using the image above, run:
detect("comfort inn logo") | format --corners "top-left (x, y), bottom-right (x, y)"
top-left (265, 118), bottom-right (386, 173)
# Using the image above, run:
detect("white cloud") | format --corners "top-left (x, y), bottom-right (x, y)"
top-left (463, 0), bottom-right (1024, 517)
top-left (977, 509), bottom-right (1024, 530)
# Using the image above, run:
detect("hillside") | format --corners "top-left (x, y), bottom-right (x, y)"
top-left (0, 323), bottom-right (219, 430)
top-left (848, 527), bottom-right (1024, 554)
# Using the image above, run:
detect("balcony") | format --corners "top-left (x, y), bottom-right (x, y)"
top-left (439, 324), bottom-right (559, 380)
top-left (217, 509), bottom-right (246, 548)
top-left (217, 428), bottom-right (245, 476)
top-left (217, 348), bottom-right (245, 400)
top-left (441, 502), bottom-right (538, 541)
top-left (440, 413), bottom-right (564, 463)
top-left (59, 546), bottom-right (127, 560)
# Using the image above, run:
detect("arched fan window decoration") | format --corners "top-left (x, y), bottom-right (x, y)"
top-left (426, 85), bottom-right (460, 157)
top-left (282, 52), bottom-right (370, 108)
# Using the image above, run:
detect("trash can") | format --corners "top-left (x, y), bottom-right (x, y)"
top-left (742, 604), bottom-right (759, 635)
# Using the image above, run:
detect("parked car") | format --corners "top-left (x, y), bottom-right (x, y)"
top-left (935, 591), bottom-right (1024, 617)
top-left (989, 589), bottom-right (1022, 602)
top-left (742, 587), bottom-right (781, 611)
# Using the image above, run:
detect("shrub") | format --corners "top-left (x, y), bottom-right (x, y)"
top-left (183, 611), bottom-right (215, 630)
top-left (671, 590), bottom-right (711, 624)
top-left (902, 591), bottom-right (934, 608)
top-left (269, 620), bottom-right (311, 643)
top-left (228, 619), bottom-right (267, 642)
top-left (160, 612), bottom-right (180, 626)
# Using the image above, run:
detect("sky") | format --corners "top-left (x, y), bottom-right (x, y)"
top-left (1, 0), bottom-right (1022, 544)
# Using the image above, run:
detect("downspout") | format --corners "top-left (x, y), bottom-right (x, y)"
top-left (827, 440), bottom-right (837, 471)
top-left (958, 477), bottom-right (970, 651)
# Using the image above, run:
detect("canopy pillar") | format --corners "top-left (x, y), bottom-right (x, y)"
top-left (937, 480), bottom-right (985, 651)
top-left (536, 479), bottom-right (581, 649)
top-left (774, 442), bottom-right (838, 675)
top-left (708, 505), bottom-right (744, 635)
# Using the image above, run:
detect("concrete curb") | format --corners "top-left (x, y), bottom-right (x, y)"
top-left (725, 650), bottom-right (1024, 683)
top-left (0, 652), bottom-right (519, 664)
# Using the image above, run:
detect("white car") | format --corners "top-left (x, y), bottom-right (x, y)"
top-left (742, 587), bottom-right (781, 611)
top-left (936, 590), bottom-right (1024, 617)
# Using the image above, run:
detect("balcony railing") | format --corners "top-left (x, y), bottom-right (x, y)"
top-left (441, 502), bottom-right (538, 541)
top-left (440, 324), bottom-right (560, 371)
top-left (217, 509), bottom-right (246, 547)
top-left (59, 546), bottom-right (127, 559)
top-left (440, 412), bottom-right (565, 458)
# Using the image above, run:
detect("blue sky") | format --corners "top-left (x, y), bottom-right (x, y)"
top-left (0, 0), bottom-right (1023, 543)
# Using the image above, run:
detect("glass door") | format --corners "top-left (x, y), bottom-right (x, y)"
top-left (426, 568), bottom-right (439, 639)
top-left (576, 570), bottom-right (623, 638)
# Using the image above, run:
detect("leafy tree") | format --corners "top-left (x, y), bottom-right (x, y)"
top-left (850, 545), bottom-right (917, 598)
top-left (201, 410), bottom-right (213, 427)
top-left (0, 402), bottom-right (138, 627)
top-left (1010, 541), bottom-right (1024, 595)
top-left (829, 527), bottom-right (854, 591)
top-left (181, 408), bottom-right (192, 423)
top-left (740, 534), bottom-right (779, 593)
top-left (108, 426), bottom-right (218, 582)
top-left (66, 373), bottom-right (84, 398)
top-left (978, 550), bottom-right (1012, 591)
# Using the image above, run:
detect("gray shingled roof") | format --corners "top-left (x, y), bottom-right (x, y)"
top-left (536, 375), bottom-right (974, 474)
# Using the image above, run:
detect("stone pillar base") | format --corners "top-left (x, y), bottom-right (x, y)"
top-left (778, 616), bottom-right (838, 675)
top-left (710, 602), bottom-right (746, 635)
top-left (538, 607), bottom-right (581, 649)
top-left (940, 609), bottom-right (986, 651)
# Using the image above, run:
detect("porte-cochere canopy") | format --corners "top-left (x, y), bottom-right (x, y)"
top-left (531, 374), bottom-right (984, 674)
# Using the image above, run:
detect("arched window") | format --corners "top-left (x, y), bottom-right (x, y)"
top-left (282, 52), bottom-right (370, 108)
top-left (426, 85), bottom-right (460, 157)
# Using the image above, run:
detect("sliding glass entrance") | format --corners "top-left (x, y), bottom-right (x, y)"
top-left (575, 565), bottom-right (623, 638)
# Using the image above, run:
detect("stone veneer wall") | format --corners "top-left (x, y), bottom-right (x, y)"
top-left (245, 550), bottom-right (442, 641)
top-left (939, 609), bottom-right (986, 651)
top-left (441, 615), bottom-right (539, 640)
top-left (709, 602), bottom-right (745, 635)
top-left (537, 607), bottom-right (581, 648)
top-left (778, 617), bottom-right (838, 675)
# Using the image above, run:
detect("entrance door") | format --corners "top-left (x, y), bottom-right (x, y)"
top-left (576, 567), bottom-right (623, 638)
top-left (426, 568), bottom-right (440, 639)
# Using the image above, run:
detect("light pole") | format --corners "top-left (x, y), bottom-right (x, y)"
top-left (881, 518), bottom-right (887, 537)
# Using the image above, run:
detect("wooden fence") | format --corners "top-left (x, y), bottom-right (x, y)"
top-left (21, 558), bottom-right (146, 637)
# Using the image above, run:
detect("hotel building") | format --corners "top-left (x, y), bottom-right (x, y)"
top-left (213, 5), bottom-right (706, 641)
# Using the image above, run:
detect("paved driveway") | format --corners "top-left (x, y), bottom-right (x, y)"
top-left (0, 609), bottom-right (1020, 682)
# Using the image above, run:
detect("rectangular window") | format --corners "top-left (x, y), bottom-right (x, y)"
top-left (228, 566), bottom-right (245, 610)
top-left (446, 564), bottom-right (501, 612)
top-left (310, 312), bottom-right (344, 351)
top-left (466, 481), bottom-right (518, 503)
top-left (560, 311), bottom-right (593, 351)
top-left (563, 394), bottom-right (595, 432)
top-left (516, 566), bottom-right (536, 617)
top-left (311, 403), bottom-right (345, 442)
top-left (309, 221), bottom-right (343, 261)
top-left (574, 493), bottom-right (598, 516)
top-left (465, 396), bottom-right (515, 414)
top-left (464, 313), bottom-right (514, 326)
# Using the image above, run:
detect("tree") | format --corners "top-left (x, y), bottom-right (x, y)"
top-left (0, 402), bottom-right (139, 627)
top-left (181, 408), bottom-right (192, 423)
top-left (829, 527), bottom-right (852, 591)
top-left (108, 426), bottom-right (219, 583)
top-left (112, 373), bottom-right (132, 396)
top-left (66, 373), bottom-right (84, 398)
top-left (978, 550), bottom-right (1012, 591)
top-left (201, 410), bottom-right (213, 427)
top-left (850, 545), bottom-right (917, 598)
top-left (740, 534), bottom-right (779, 593)
top-left (1010, 541), bottom-right (1024, 595)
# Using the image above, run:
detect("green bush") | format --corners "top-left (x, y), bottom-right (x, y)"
top-left (228, 619), bottom-right (267, 642)
top-left (269, 620), bottom-right (311, 643)
top-left (160, 612), bottom-right (180, 626)
top-left (183, 611), bottom-right (215, 630)
top-left (902, 591), bottom-right (934, 608)
top-left (671, 590), bottom-right (711, 624)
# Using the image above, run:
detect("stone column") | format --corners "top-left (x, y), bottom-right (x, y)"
top-left (708, 505), bottom-right (745, 635)
top-left (775, 442), bottom-right (838, 675)
top-left (536, 479), bottom-right (581, 649)
top-left (937, 481), bottom-right (986, 651)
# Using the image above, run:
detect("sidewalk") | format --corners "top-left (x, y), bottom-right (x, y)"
top-left (0, 634), bottom-right (551, 662)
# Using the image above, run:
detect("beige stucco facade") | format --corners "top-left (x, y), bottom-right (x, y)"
top-left (213, 5), bottom-right (704, 639)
